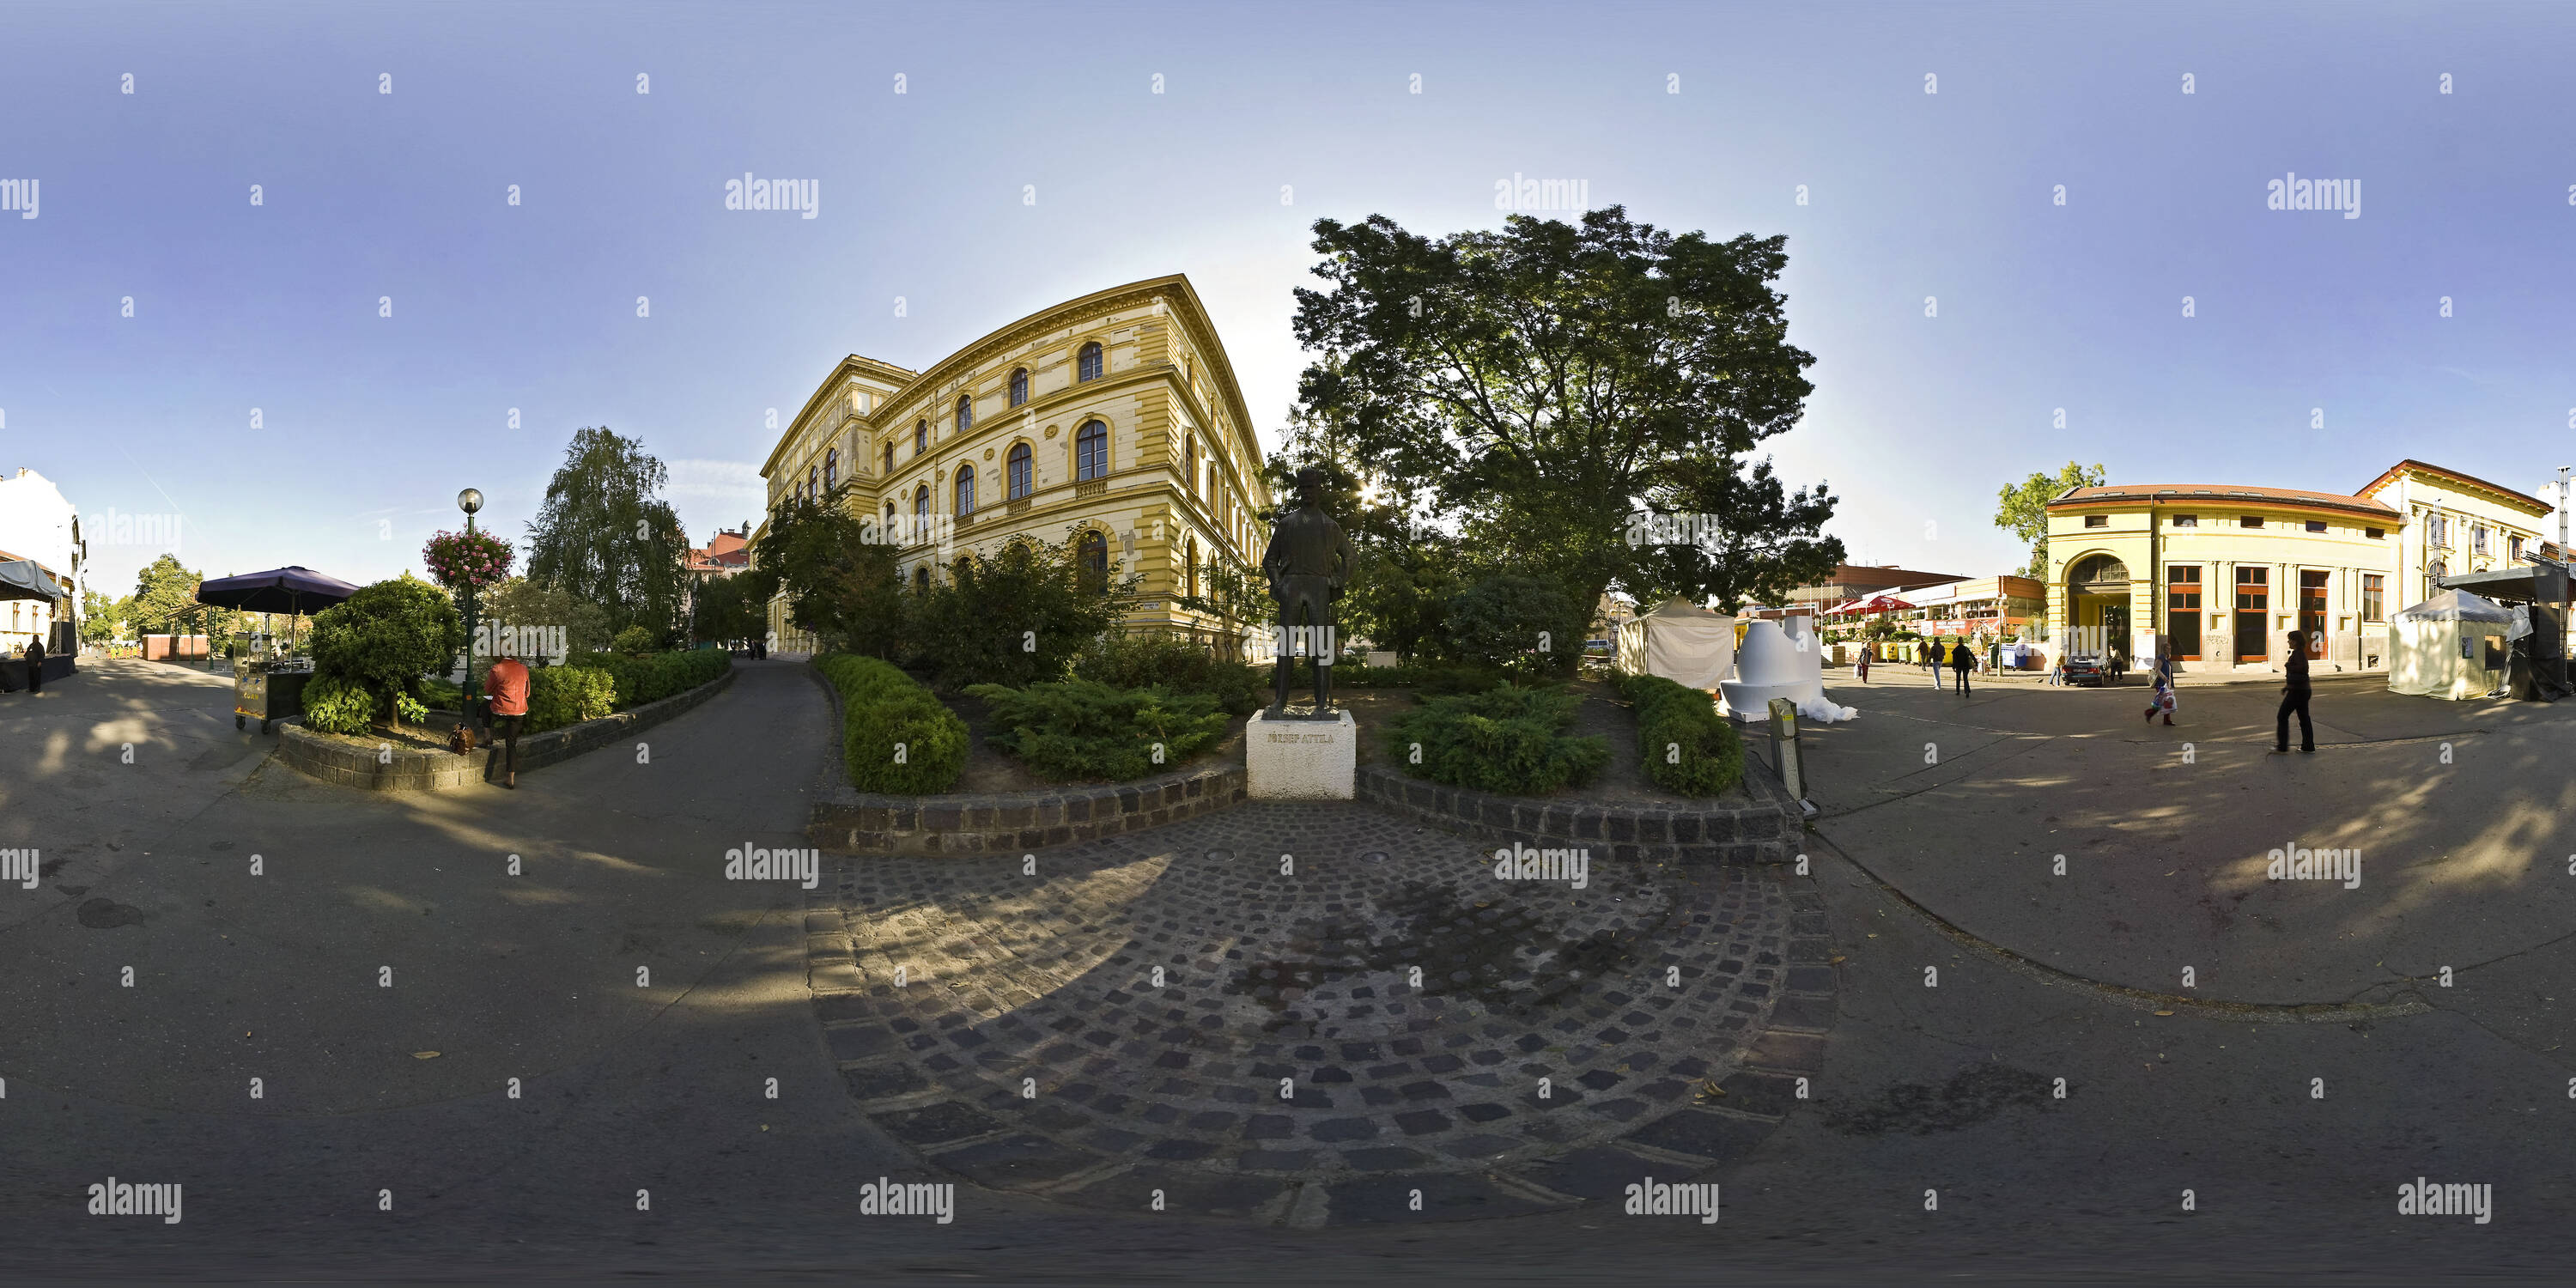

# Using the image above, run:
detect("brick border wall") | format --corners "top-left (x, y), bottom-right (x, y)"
top-left (277, 667), bottom-right (736, 793)
top-left (1352, 761), bottom-right (1801, 865)
top-left (802, 661), bottom-right (1247, 854)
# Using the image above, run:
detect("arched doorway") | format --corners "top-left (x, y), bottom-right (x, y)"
top-left (2065, 553), bottom-right (2131, 666)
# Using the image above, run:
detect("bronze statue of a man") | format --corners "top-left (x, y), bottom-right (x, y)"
top-left (1261, 466), bottom-right (1358, 717)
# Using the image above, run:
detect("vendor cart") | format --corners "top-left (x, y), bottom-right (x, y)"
top-left (235, 661), bottom-right (313, 733)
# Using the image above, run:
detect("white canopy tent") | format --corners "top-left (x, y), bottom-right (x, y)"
top-left (1614, 597), bottom-right (1735, 690)
top-left (2387, 589), bottom-right (2514, 700)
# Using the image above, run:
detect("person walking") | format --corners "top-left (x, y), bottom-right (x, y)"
top-left (1949, 639), bottom-right (1973, 696)
top-left (2270, 629), bottom-right (2314, 753)
top-left (2142, 671), bottom-right (2178, 725)
top-left (485, 647), bottom-right (532, 788)
top-left (1854, 646), bottom-right (1872, 683)
top-left (22, 636), bottom-right (43, 695)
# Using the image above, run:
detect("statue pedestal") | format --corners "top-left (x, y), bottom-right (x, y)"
top-left (1247, 710), bottom-right (1357, 800)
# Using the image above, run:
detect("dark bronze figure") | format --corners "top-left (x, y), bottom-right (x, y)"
top-left (1260, 467), bottom-right (1358, 718)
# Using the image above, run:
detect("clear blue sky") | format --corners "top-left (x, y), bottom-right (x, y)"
top-left (5, 0), bottom-right (2573, 601)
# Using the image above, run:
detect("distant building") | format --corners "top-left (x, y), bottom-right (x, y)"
top-left (0, 467), bottom-right (88, 653)
top-left (1781, 562), bottom-right (1969, 612)
top-left (689, 526), bottom-right (750, 577)
top-left (2044, 459), bottom-right (2555, 673)
top-left (1896, 574), bottom-right (2047, 638)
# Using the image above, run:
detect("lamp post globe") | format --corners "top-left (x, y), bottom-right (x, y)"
top-left (458, 488), bottom-right (483, 515)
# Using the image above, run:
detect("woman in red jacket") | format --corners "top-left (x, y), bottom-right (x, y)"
top-left (485, 649), bottom-right (532, 788)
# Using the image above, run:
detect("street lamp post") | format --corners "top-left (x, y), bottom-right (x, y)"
top-left (458, 488), bottom-right (484, 740)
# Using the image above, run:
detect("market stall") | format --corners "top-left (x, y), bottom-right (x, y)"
top-left (196, 565), bottom-right (361, 732)
top-left (2387, 588), bottom-right (2514, 701)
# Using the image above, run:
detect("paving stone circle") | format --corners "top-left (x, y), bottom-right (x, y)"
top-left (806, 802), bottom-right (1836, 1225)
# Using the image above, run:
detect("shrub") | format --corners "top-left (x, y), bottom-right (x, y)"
top-left (817, 653), bottom-right (967, 793)
top-left (308, 574), bottom-right (465, 722)
top-left (1072, 632), bottom-right (1267, 717)
top-left (908, 538), bottom-right (1139, 690)
top-left (526, 666), bottom-right (617, 733)
top-left (1618, 672), bottom-right (1744, 796)
top-left (1332, 659), bottom-right (1505, 695)
top-left (300, 674), bottom-right (377, 735)
top-left (611, 624), bottom-right (658, 656)
top-left (1382, 683), bottom-right (1609, 795)
top-left (562, 647), bottom-right (729, 708)
top-left (965, 678), bottom-right (1229, 782)
top-left (1443, 574), bottom-right (1589, 682)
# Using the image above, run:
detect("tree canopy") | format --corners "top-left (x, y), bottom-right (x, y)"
top-left (1995, 461), bottom-right (2106, 577)
top-left (1289, 206), bottom-right (1841, 616)
top-left (524, 427), bottom-right (692, 645)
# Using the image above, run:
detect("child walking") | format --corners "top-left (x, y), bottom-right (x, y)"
top-left (2142, 672), bottom-right (2177, 726)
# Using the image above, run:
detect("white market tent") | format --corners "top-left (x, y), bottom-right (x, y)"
top-left (2387, 589), bottom-right (2514, 700)
top-left (1615, 597), bottom-right (1736, 690)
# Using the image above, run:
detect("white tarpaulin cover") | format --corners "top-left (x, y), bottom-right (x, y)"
top-left (1615, 597), bottom-right (1735, 690)
top-left (2387, 589), bottom-right (2514, 700)
top-left (0, 558), bottom-right (65, 603)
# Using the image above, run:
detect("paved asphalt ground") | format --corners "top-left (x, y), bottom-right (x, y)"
top-left (1, 657), bottom-right (2571, 1283)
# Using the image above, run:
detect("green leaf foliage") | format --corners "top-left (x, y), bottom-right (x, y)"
top-left (1616, 671), bottom-right (1745, 797)
top-left (1382, 683), bottom-right (1609, 795)
top-left (964, 678), bottom-right (1230, 783)
top-left (308, 574), bottom-right (465, 723)
top-left (562, 648), bottom-right (731, 709)
top-left (525, 666), bottom-right (617, 733)
top-left (1444, 573), bottom-right (1589, 682)
top-left (298, 673), bottom-right (377, 735)
top-left (816, 653), bottom-right (967, 793)
top-left (908, 538), bottom-right (1139, 690)
top-left (1071, 631), bottom-right (1267, 717)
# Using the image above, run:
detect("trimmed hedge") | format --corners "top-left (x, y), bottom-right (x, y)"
top-left (526, 667), bottom-right (617, 733)
top-left (565, 648), bottom-right (732, 709)
top-left (1331, 659), bottom-right (1504, 695)
top-left (964, 678), bottom-right (1230, 782)
top-left (1382, 683), bottom-right (1609, 795)
top-left (816, 654), bottom-right (967, 793)
top-left (1617, 671), bottom-right (1745, 797)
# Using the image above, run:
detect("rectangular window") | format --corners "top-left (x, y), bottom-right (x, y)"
top-left (2240, 515), bottom-right (2263, 529)
top-left (2472, 526), bottom-right (2488, 554)
top-left (2304, 519), bottom-right (2326, 533)
top-left (2083, 514), bottom-right (2107, 528)
top-left (2171, 514), bottom-right (2197, 527)
top-left (2166, 566), bottom-right (2202, 660)
top-left (2427, 516), bottom-right (2447, 546)
top-left (2362, 574), bottom-right (2385, 622)
top-left (2234, 567), bottom-right (2269, 662)
top-left (2510, 534), bottom-right (2524, 560)
top-left (2365, 526), bottom-right (2385, 540)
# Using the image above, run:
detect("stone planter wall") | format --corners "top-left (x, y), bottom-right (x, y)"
top-left (1352, 761), bottom-right (1802, 865)
top-left (278, 668), bottom-right (735, 793)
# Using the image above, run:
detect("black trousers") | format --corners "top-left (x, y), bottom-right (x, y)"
top-left (487, 714), bottom-right (523, 777)
top-left (1952, 665), bottom-right (1971, 694)
top-left (2275, 691), bottom-right (2312, 750)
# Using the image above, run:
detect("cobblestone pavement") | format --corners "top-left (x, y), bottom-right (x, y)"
top-left (806, 803), bottom-right (1834, 1225)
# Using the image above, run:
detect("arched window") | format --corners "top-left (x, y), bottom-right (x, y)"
top-left (914, 566), bottom-right (931, 595)
top-left (1009, 368), bottom-right (1029, 407)
top-left (808, 465), bottom-right (818, 497)
top-left (1075, 419), bottom-right (1108, 480)
top-left (1078, 529), bottom-right (1109, 592)
top-left (1206, 462), bottom-right (1218, 506)
top-left (1186, 437), bottom-right (1199, 499)
top-left (1186, 535), bottom-right (1199, 599)
top-left (954, 464), bottom-right (975, 516)
top-left (884, 501), bottom-right (896, 529)
top-left (955, 394), bottom-right (973, 434)
top-left (914, 484), bottom-right (931, 519)
top-left (915, 420), bottom-right (928, 455)
top-left (881, 441), bottom-right (893, 476)
top-left (1078, 341), bottom-right (1103, 382)
top-left (1007, 442), bottom-right (1032, 499)
top-left (823, 449), bottom-right (837, 490)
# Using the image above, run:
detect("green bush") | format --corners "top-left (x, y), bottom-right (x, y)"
top-left (1618, 672), bottom-right (1745, 796)
top-left (525, 666), bottom-right (617, 733)
top-left (420, 676), bottom-right (464, 711)
top-left (1335, 659), bottom-right (1507, 695)
top-left (964, 678), bottom-right (1229, 783)
top-left (1382, 683), bottom-right (1609, 795)
top-left (308, 573), bottom-right (465, 722)
top-left (817, 653), bottom-right (967, 793)
top-left (300, 674), bottom-right (377, 735)
top-left (611, 624), bottom-right (659, 655)
top-left (1072, 632), bottom-right (1267, 717)
top-left (562, 647), bottom-right (729, 708)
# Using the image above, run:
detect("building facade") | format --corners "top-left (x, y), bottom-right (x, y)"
top-left (754, 276), bottom-right (1273, 653)
top-left (2044, 459), bottom-right (2553, 673)
top-left (0, 467), bottom-right (88, 654)
top-left (1782, 562), bottom-right (1967, 613)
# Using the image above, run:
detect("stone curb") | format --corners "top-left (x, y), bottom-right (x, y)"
top-left (1352, 760), bottom-right (1802, 865)
top-left (801, 661), bottom-right (1248, 855)
top-left (276, 666), bottom-right (736, 793)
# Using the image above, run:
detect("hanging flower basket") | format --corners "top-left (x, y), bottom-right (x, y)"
top-left (422, 528), bottom-right (515, 592)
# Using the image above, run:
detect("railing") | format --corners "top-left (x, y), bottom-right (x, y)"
top-left (1074, 478), bottom-right (1107, 500)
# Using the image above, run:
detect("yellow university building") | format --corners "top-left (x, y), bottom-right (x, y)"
top-left (754, 275), bottom-right (1273, 653)
top-left (2044, 459), bottom-right (2555, 674)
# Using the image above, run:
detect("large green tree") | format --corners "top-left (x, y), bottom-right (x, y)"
top-left (127, 554), bottom-right (204, 636)
top-left (80, 589), bottom-right (128, 646)
top-left (524, 427), bottom-right (693, 644)
top-left (743, 489), bottom-right (906, 657)
top-left (308, 574), bottom-right (465, 721)
top-left (1995, 461), bottom-right (2106, 577)
top-left (1290, 205), bottom-right (1838, 622)
top-left (480, 574), bottom-right (613, 656)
